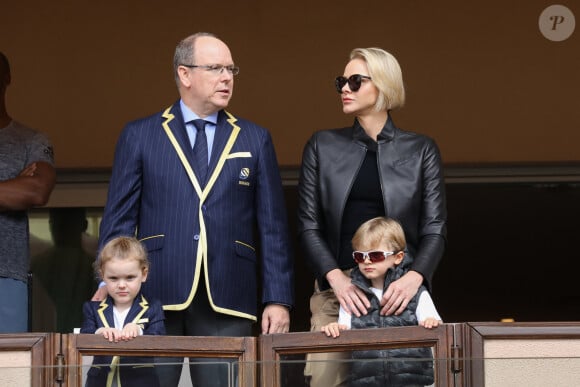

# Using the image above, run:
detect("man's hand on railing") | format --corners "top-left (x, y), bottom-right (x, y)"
top-left (261, 304), bottom-right (290, 334)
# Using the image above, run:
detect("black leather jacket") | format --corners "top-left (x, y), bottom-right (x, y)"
top-left (298, 117), bottom-right (447, 290)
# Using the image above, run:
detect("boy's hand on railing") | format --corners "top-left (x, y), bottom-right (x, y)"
top-left (321, 322), bottom-right (347, 338)
top-left (419, 317), bottom-right (442, 329)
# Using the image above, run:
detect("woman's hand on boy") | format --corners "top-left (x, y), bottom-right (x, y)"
top-left (327, 269), bottom-right (369, 317)
top-left (380, 270), bottom-right (423, 316)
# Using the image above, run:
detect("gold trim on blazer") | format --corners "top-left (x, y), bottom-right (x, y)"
top-left (160, 107), bottom-right (256, 321)
top-left (93, 295), bottom-right (152, 387)
top-left (97, 299), bottom-right (110, 328)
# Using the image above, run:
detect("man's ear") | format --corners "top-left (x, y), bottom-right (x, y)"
top-left (177, 66), bottom-right (191, 88)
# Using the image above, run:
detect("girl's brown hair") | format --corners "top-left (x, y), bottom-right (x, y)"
top-left (95, 236), bottom-right (149, 276)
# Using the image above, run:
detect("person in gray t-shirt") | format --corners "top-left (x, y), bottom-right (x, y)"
top-left (0, 51), bottom-right (56, 332)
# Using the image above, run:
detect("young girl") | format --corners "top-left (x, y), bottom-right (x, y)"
top-left (81, 236), bottom-right (165, 387)
top-left (321, 217), bottom-right (442, 387)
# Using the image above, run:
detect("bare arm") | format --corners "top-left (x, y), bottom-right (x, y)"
top-left (0, 162), bottom-right (56, 211)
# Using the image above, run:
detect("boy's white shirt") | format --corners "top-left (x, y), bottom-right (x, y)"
top-left (338, 287), bottom-right (442, 329)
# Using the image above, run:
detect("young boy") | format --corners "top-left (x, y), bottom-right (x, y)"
top-left (81, 236), bottom-right (165, 387)
top-left (321, 217), bottom-right (442, 387)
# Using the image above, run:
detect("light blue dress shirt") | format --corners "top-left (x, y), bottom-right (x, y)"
top-left (180, 100), bottom-right (218, 165)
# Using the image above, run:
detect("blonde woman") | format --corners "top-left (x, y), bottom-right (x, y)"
top-left (298, 47), bottom-right (447, 386)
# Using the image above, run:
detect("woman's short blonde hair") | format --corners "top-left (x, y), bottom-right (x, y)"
top-left (350, 48), bottom-right (405, 111)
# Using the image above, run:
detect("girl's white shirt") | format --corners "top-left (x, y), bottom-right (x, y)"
top-left (113, 306), bottom-right (131, 330)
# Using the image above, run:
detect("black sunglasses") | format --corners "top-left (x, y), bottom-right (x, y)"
top-left (352, 250), bottom-right (397, 263)
top-left (335, 74), bottom-right (372, 93)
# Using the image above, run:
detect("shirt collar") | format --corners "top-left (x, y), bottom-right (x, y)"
top-left (179, 100), bottom-right (218, 126)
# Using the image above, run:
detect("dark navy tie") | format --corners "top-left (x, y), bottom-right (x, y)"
top-left (192, 119), bottom-right (208, 183)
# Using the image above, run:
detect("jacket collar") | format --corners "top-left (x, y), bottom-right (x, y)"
top-left (161, 103), bottom-right (240, 199)
top-left (97, 293), bottom-right (150, 328)
top-left (352, 115), bottom-right (397, 150)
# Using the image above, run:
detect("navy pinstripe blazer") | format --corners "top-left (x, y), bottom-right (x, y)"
top-left (80, 293), bottom-right (166, 335)
top-left (80, 293), bottom-right (164, 387)
top-left (99, 101), bottom-right (294, 320)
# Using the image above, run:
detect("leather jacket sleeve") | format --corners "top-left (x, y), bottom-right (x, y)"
top-left (406, 135), bottom-right (447, 289)
top-left (412, 234), bottom-right (445, 291)
top-left (297, 135), bottom-right (338, 281)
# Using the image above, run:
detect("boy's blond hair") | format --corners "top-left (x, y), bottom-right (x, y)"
top-left (352, 217), bottom-right (406, 252)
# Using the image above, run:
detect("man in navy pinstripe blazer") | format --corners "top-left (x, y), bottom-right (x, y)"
top-left (94, 32), bottom-right (294, 386)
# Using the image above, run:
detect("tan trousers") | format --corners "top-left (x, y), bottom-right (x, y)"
top-left (303, 276), bottom-right (350, 387)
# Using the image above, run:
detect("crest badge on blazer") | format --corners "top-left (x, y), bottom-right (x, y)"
top-left (239, 168), bottom-right (250, 186)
